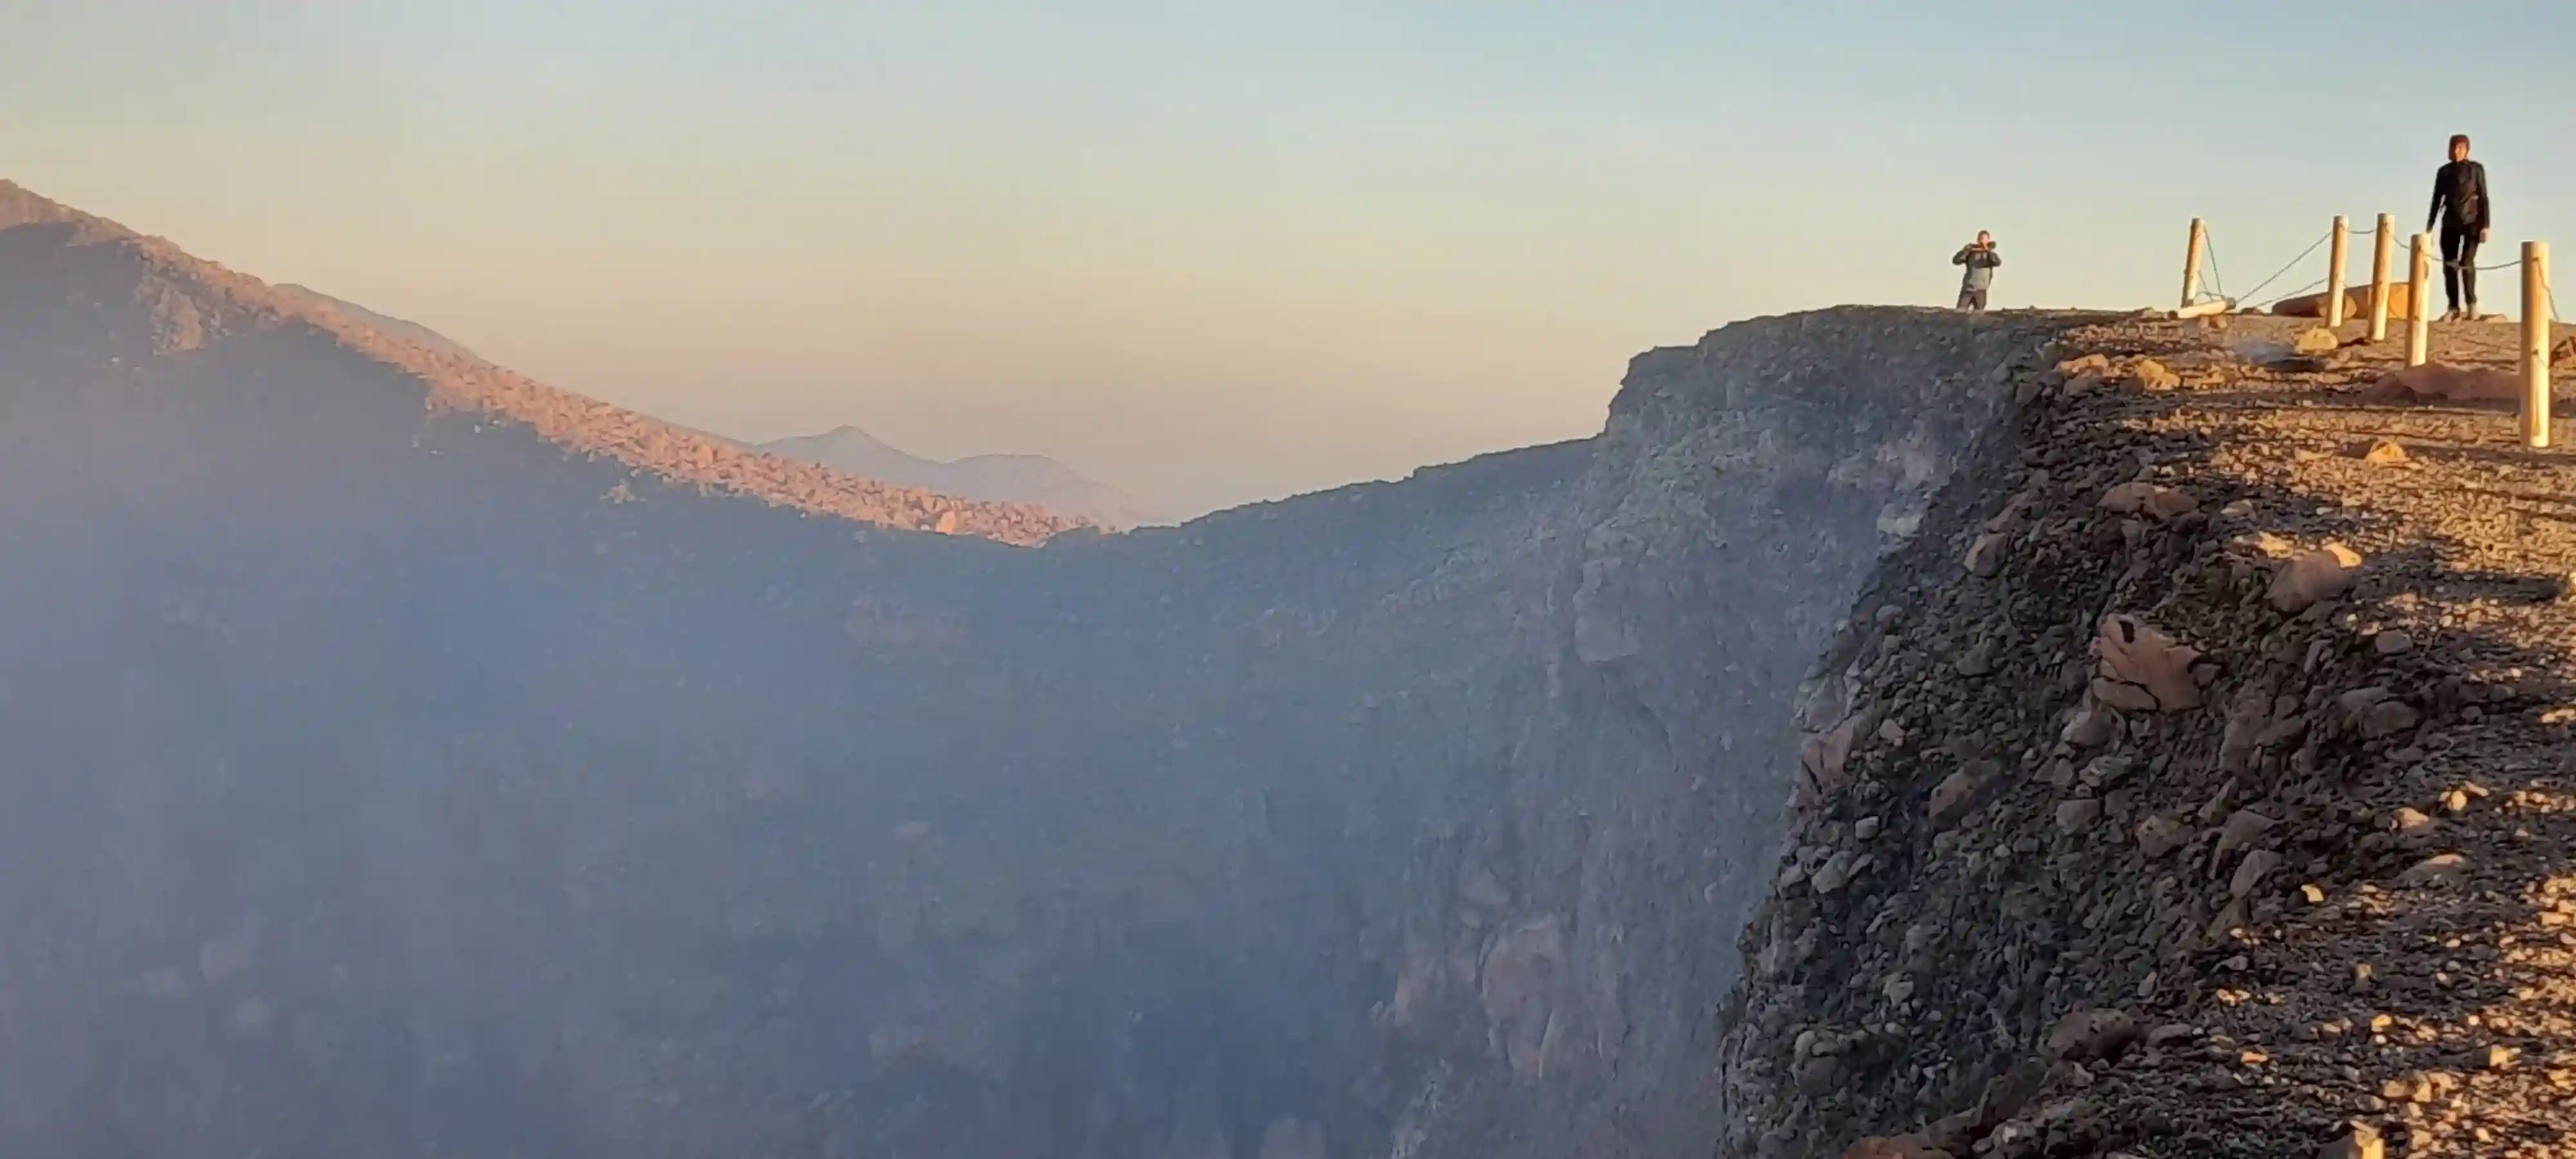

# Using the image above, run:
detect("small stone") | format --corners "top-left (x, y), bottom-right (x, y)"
top-left (2359, 700), bottom-right (2421, 739)
top-left (1878, 719), bottom-right (1908, 746)
top-left (1964, 529), bottom-right (2011, 578)
top-left (2062, 709), bottom-right (2116, 749)
top-left (2232, 529), bottom-right (2295, 558)
top-left (2044, 1008), bottom-right (2140, 1062)
top-left (2231, 849), bottom-right (2282, 899)
top-left (2130, 358), bottom-right (2181, 391)
top-left (2099, 481), bottom-right (2198, 520)
top-left (2213, 809), bottom-right (2277, 859)
top-left (2400, 853), bottom-right (2468, 886)
top-left (2145, 1022), bottom-right (2196, 1048)
top-left (1927, 771), bottom-right (1982, 826)
top-left (2372, 629), bottom-right (2414, 655)
top-left (1882, 973), bottom-right (1916, 1003)
top-left (2359, 438), bottom-right (2410, 465)
top-left (1956, 638), bottom-right (1997, 678)
top-left (2270, 545), bottom-right (2365, 612)
top-left (2391, 807), bottom-right (2434, 831)
top-left (2056, 798), bottom-right (2103, 838)
top-left (1811, 851), bottom-right (1857, 894)
top-left (2294, 327), bottom-right (2340, 356)
top-left (2485, 1044), bottom-right (2519, 1070)
top-left (1796, 1053), bottom-right (1842, 1096)
top-left (2319, 1121), bottom-right (2385, 1159)
top-left (1853, 816), bottom-right (1883, 841)
top-left (2135, 815), bottom-right (2191, 858)
top-left (2302, 883), bottom-right (2327, 905)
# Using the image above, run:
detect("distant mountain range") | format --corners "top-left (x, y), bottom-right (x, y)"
top-left (268, 283), bottom-right (482, 361)
top-left (759, 426), bottom-right (1164, 529)
top-left (255, 283), bottom-right (1159, 529)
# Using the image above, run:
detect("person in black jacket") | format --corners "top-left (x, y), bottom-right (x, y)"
top-left (2429, 134), bottom-right (2492, 320)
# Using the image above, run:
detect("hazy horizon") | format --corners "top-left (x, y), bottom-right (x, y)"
top-left (6, 1), bottom-right (2571, 514)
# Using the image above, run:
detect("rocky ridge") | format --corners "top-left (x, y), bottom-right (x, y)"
top-left (1719, 315), bottom-right (2576, 1158)
top-left (0, 180), bottom-right (1078, 543)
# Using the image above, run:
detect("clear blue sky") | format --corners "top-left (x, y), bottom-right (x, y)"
top-left (1, 2), bottom-right (2565, 514)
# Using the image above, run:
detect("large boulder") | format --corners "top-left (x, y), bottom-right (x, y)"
top-left (2271, 282), bottom-right (2414, 320)
top-left (2362, 362), bottom-right (2527, 402)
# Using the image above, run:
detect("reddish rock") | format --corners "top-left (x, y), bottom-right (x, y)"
top-left (2091, 615), bottom-right (2210, 711)
top-left (2362, 362), bottom-right (2524, 403)
top-left (2268, 544), bottom-right (2363, 612)
top-left (1841, 1137), bottom-right (1953, 1159)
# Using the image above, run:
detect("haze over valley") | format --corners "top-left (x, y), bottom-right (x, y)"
top-left (8, 5), bottom-right (2576, 1158)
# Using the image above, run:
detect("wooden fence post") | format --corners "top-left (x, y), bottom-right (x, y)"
top-left (2369, 214), bottom-right (2395, 343)
top-left (2407, 232), bottom-right (2432, 367)
top-left (2525, 241), bottom-right (2553, 448)
top-left (2326, 216), bottom-right (2351, 327)
top-left (2180, 218), bottom-right (2206, 310)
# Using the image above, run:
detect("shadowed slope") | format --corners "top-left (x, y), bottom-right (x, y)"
top-left (0, 176), bottom-right (2081, 1159)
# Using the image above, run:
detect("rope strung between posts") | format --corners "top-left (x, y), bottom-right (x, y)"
top-left (2231, 229), bottom-right (2333, 306)
top-left (2190, 220), bottom-right (2560, 321)
top-left (2255, 275), bottom-right (2329, 313)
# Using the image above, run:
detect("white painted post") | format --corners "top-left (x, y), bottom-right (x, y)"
top-left (2524, 241), bottom-right (2553, 448)
top-left (2326, 216), bottom-right (2351, 327)
top-left (2407, 233), bottom-right (2432, 367)
top-left (2180, 218), bottom-right (2206, 310)
top-left (2369, 214), bottom-right (2396, 343)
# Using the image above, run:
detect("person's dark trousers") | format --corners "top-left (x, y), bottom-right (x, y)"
top-left (2441, 222), bottom-right (2482, 314)
top-left (1956, 288), bottom-right (1987, 312)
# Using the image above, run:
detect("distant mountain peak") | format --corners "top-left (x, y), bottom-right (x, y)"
top-left (269, 283), bottom-right (481, 361)
top-left (759, 426), bottom-right (1164, 529)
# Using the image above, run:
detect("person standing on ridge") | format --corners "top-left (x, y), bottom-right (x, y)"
top-left (1953, 231), bottom-right (2001, 312)
top-left (2428, 134), bottom-right (2492, 321)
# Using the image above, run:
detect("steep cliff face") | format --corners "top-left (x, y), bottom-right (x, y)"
top-left (1716, 317), bottom-right (2576, 1159)
top-left (0, 185), bottom-right (2084, 1159)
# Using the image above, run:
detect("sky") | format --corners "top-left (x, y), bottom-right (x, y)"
top-left (1, 1), bottom-right (2570, 516)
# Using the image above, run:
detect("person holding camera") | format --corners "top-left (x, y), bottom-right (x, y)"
top-left (1953, 231), bottom-right (2002, 312)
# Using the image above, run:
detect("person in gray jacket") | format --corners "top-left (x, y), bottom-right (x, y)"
top-left (1953, 231), bottom-right (2001, 311)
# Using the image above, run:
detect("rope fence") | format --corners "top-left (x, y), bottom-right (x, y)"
top-left (2175, 214), bottom-right (2555, 448)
